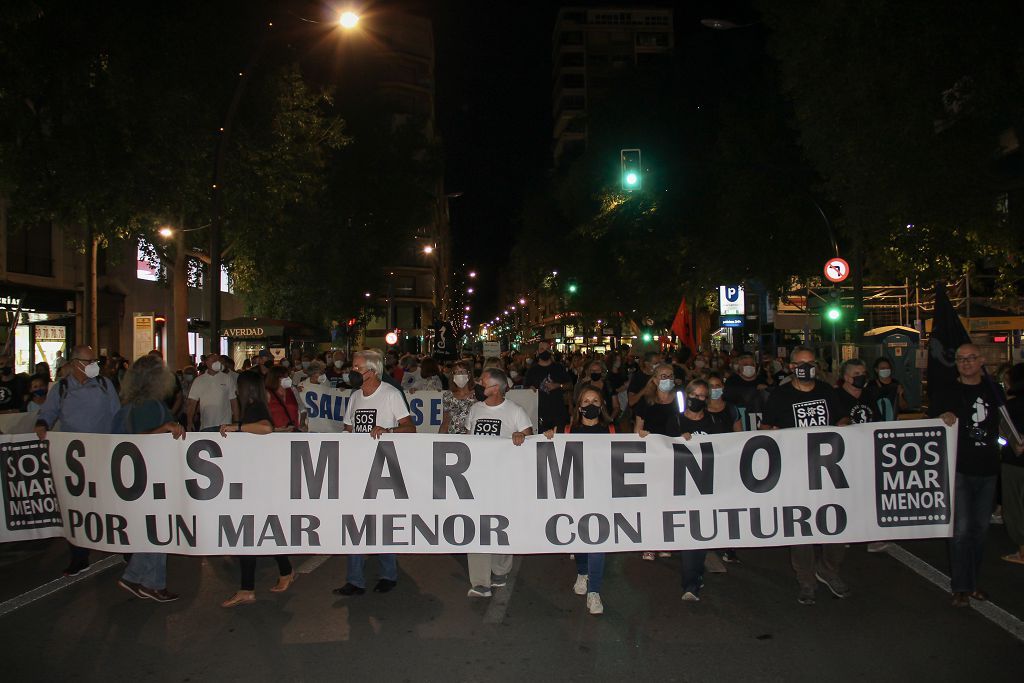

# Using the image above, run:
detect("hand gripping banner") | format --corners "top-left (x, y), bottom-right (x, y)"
top-left (0, 420), bottom-right (955, 554)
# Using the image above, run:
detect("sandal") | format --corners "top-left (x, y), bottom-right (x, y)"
top-left (270, 573), bottom-right (296, 593)
top-left (969, 590), bottom-right (989, 602)
top-left (221, 590), bottom-right (256, 608)
top-left (1001, 552), bottom-right (1024, 566)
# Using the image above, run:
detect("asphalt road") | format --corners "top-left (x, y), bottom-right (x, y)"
top-left (1, 528), bottom-right (1021, 682)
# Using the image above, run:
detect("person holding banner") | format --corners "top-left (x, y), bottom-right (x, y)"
top-left (999, 363), bottom-right (1024, 566)
top-left (114, 355), bottom-right (186, 603)
top-left (465, 367), bottom-right (533, 598)
top-left (761, 346), bottom-right (850, 606)
top-left (266, 366), bottom-right (303, 432)
top-left (929, 344), bottom-right (1004, 607)
top-left (544, 386), bottom-right (616, 615)
top-left (334, 350), bottom-right (416, 596)
top-left (439, 361), bottom-right (476, 434)
top-left (34, 344), bottom-right (121, 576)
top-left (219, 371), bottom-right (296, 607)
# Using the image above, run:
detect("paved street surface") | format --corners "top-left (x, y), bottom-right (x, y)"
top-left (1, 529), bottom-right (1021, 682)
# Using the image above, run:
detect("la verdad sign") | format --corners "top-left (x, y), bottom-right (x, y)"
top-left (0, 421), bottom-right (955, 554)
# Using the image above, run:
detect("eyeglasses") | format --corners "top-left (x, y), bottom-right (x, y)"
top-left (955, 355), bottom-right (980, 363)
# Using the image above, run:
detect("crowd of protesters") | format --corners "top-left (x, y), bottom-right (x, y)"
top-left (2, 339), bottom-right (1021, 615)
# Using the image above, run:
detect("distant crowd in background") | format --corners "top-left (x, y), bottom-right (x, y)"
top-left (3, 340), bottom-right (1021, 615)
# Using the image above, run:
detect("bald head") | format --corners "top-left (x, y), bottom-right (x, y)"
top-left (955, 343), bottom-right (983, 382)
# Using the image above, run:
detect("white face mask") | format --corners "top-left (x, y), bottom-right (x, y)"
top-left (83, 361), bottom-right (100, 379)
top-left (280, 378), bottom-right (293, 389)
top-left (878, 369), bottom-right (892, 379)
top-left (740, 365), bottom-right (757, 379)
top-left (334, 360), bottom-right (343, 369)
top-left (453, 374), bottom-right (470, 388)
top-left (210, 361), bottom-right (222, 373)
top-left (658, 378), bottom-right (675, 393)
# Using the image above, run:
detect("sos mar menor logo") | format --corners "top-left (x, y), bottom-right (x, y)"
top-left (874, 427), bottom-right (950, 527)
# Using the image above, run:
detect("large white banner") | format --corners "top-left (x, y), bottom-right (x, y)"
top-left (302, 386), bottom-right (538, 434)
top-left (0, 420), bottom-right (955, 555)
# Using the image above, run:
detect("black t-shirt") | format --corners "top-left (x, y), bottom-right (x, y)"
top-left (567, 422), bottom-right (615, 434)
top-left (1002, 396), bottom-right (1024, 468)
top-left (873, 379), bottom-right (901, 407)
top-left (706, 402), bottom-right (740, 432)
top-left (607, 370), bottom-right (629, 393)
top-left (0, 375), bottom-right (26, 411)
top-left (928, 381), bottom-right (1002, 476)
top-left (634, 398), bottom-right (683, 437)
top-left (834, 385), bottom-right (879, 424)
top-left (679, 411), bottom-right (732, 436)
top-left (723, 374), bottom-right (770, 430)
top-left (241, 400), bottom-right (272, 425)
top-left (524, 362), bottom-right (570, 428)
top-left (763, 380), bottom-right (841, 429)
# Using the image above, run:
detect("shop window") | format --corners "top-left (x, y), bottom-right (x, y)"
top-left (7, 221), bottom-right (53, 277)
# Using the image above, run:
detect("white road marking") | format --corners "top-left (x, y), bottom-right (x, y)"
top-left (0, 555), bottom-right (121, 619)
top-left (483, 556), bottom-right (522, 625)
top-left (886, 543), bottom-right (1024, 643)
top-left (295, 554), bottom-right (329, 574)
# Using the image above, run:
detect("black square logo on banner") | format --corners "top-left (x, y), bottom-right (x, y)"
top-left (1, 440), bottom-right (63, 531)
top-left (873, 427), bottom-right (950, 527)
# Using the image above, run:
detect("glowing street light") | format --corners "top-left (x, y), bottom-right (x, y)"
top-left (518, 298), bottom-right (526, 305)
top-left (467, 287), bottom-right (474, 293)
top-left (158, 227), bottom-right (174, 238)
top-left (468, 271), bottom-right (477, 278)
top-left (423, 245), bottom-right (434, 254)
top-left (339, 11), bottom-right (360, 29)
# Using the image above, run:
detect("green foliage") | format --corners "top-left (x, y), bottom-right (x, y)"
top-left (759, 0), bottom-right (1024, 285)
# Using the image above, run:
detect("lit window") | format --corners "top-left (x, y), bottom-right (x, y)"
top-left (137, 240), bottom-right (160, 281)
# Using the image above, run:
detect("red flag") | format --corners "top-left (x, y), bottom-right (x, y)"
top-left (670, 297), bottom-right (696, 352)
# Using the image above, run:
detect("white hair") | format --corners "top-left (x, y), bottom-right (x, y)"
top-left (354, 349), bottom-right (384, 378)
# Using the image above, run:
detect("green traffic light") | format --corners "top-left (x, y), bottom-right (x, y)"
top-left (642, 332), bottom-right (653, 342)
top-left (568, 283), bottom-right (578, 294)
top-left (826, 306), bottom-right (841, 321)
top-left (625, 172), bottom-right (638, 186)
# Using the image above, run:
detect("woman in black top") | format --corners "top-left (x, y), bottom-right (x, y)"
top-left (544, 387), bottom-right (615, 615)
top-left (872, 357), bottom-right (907, 414)
top-left (219, 371), bottom-right (294, 608)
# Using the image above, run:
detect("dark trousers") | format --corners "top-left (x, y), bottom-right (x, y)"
top-left (949, 473), bottom-right (997, 593)
top-left (240, 555), bottom-right (292, 591)
top-left (680, 550), bottom-right (706, 594)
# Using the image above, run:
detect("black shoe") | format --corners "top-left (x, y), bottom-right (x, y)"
top-left (117, 578), bottom-right (147, 599)
top-left (373, 579), bottom-right (397, 593)
top-left (720, 551), bottom-right (742, 565)
top-left (332, 583), bottom-right (365, 596)
top-left (63, 559), bottom-right (89, 577)
top-left (139, 587), bottom-right (179, 603)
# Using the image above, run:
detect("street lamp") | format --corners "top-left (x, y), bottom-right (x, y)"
top-left (339, 11), bottom-right (360, 29)
top-left (423, 245), bottom-right (434, 254)
top-left (468, 271), bottom-right (477, 278)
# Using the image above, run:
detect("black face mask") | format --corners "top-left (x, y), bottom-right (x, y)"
top-left (0, 366), bottom-right (10, 376)
top-left (589, 372), bottom-right (602, 382)
top-left (850, 375), bottom-right (867, 389)
top-left (793, 362), bottom-right (816, 381)
top-left (687, 397), bottom-right (707, 413)
top-left (580, 404), bottom-right (601, 420)
top-left (348, 370), bottom-right (364, 388)
top-left (263, 360), bottom-right (274, 370)
top-left (474, 383), bottom-right (487, 402)
top-left (538, 351), bottom-right (552, 362)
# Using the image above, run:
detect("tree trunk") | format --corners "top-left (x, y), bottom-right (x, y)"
top-left (170, 225), bottom-right (190, 368)
top-left (84, 225), bottom-right (99, 347)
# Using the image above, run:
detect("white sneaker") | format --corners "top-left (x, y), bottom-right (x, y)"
top-left (681, 591), bottom-right (700, 602)
top-left (573, 574), bottom-right (588, 595)
top-left (467, 585), bottom-right (492, 598)
top-left (642, 552), bottom-right (656, 561)
top-left (586, 592), bottom-right (604, 615)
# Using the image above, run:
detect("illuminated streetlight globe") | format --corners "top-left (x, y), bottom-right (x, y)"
top-left (339, 11), bottom-right (360, 29)
top-left (158, 227), bottom-right (174, 238)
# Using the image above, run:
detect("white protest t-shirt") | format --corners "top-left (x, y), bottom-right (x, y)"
top-left (188, 371), bottom-right (237, 429)
top-left (343, 381), bottom-right (410, 433)
top-left (466, 398), bottom-right (532, 438)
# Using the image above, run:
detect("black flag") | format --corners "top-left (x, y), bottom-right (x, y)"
top-left (927, 282), bottom-right (970, 406)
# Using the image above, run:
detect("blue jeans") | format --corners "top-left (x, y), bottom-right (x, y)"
top-left (122, 553), bottom-right (166, 590)
top-left (681, 550), bottom-right (706, 594)
top-left (575, 553), bottom-right (606, 593)
top-left (949, 473), bottom-right (997, 593)
top-left (346, 554), bottom-right (397, 588)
